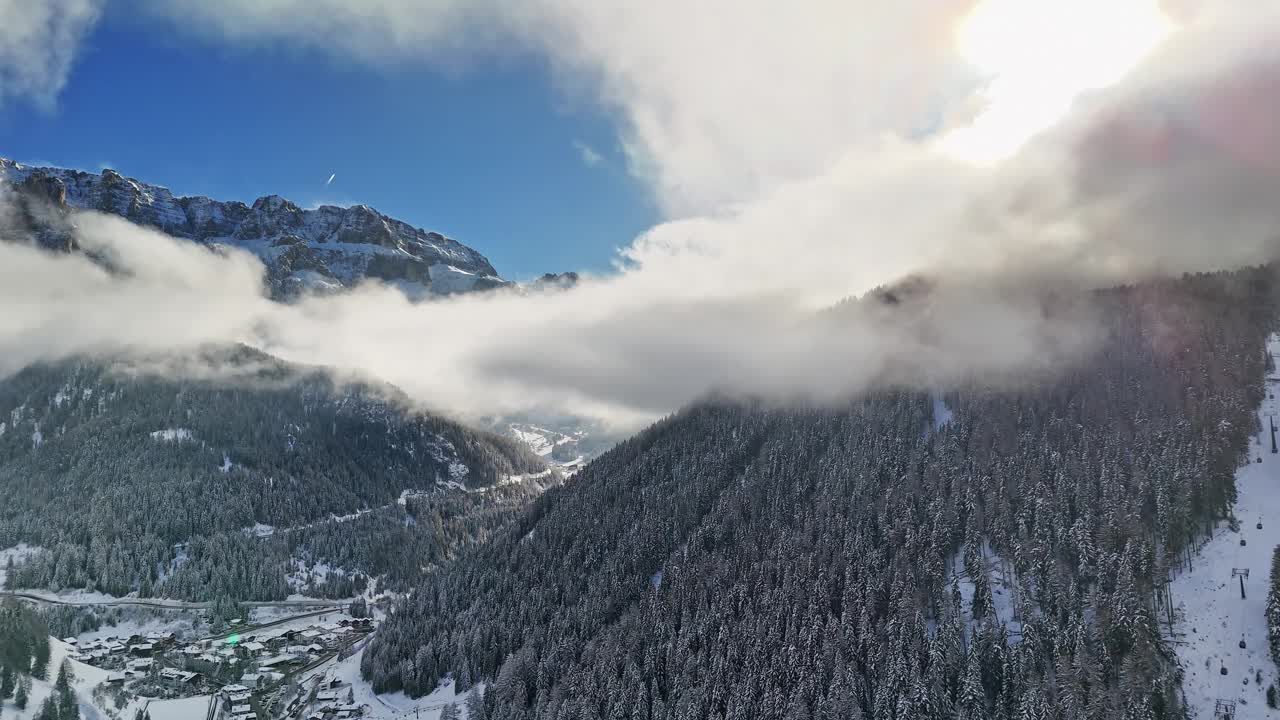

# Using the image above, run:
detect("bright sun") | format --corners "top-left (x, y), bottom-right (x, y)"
top-left (942, 0), bottom-right (1175, 164)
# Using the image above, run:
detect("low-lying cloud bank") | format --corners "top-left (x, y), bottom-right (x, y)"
top-left (3, 2), bottom-right (1280, 427)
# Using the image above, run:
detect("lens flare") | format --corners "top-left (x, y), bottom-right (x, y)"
top-left (942, 0), bottom-right (1175, 163)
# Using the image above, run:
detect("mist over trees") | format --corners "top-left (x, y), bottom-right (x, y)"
top-left (363, 267), bottom-right (1280, 720)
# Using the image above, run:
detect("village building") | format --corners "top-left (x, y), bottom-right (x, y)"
top-left (129, 643), bottom-right (155, 657)
top-left (259, 654), bottom-right (296, 670)
top-left (158, 667), bottom-right (199, 685)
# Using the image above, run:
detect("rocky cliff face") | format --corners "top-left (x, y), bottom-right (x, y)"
top-left (0, 158), bottom-right (506, 297)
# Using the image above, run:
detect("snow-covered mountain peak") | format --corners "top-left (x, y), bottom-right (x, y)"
top-left (0, 157), bottom-right (507, 297)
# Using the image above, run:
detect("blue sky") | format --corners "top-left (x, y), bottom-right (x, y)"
top-left (0, 7), bottom-right (657, 279)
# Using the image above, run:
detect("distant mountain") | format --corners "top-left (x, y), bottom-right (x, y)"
top-left (498, 416), bottom-right (620, 474)
top-left (0, 346), bottom-right (548, 606)
top-left (0, 158), bottom-right (506, 297)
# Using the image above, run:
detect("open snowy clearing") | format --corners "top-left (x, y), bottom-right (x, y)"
top-left (949, 541), bottom-right (1024, 644)
top-left (0, 543), bottom-right (43, 588)
top-left (1171, 332), bottom-right (1280, 720)
top-left (145, 694), bottom-right (212, 720)
top-left (75, 610), bottom-right (203, 644)
top-left (297, 645), bottom-right (475, 719)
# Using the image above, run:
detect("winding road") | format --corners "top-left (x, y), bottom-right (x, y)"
top-left (0, 590), bottom-right (347, 611)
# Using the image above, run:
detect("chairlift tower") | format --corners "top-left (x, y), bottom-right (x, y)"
top-left (1232, 568), bottom-right (1250, 599)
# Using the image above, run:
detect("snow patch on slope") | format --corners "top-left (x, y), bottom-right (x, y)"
top-left (427, 263), bottom-right (482, 294)
top-left (949, 540), bottom-right (1024, 644)
top-left (0, 543), bottom-right (43, 588)
top-left (326, 646), bottom-right (475, 719)
top-left (932, 394), bottom-right (954, 431)
top-left (6, 639), bottom-right (112, 720)
top-left (149, 428), bottom-right (194, 442)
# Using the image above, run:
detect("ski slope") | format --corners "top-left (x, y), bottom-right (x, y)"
top-left (5, 639), bottom-right (113, 720)
top-left (1171, 333), bottom-right (1280, 720)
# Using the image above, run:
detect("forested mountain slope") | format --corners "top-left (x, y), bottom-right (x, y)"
top-left (363, 267), bottom-right (1279, 720)
top-left (0, 347), bottom-right (546, 605)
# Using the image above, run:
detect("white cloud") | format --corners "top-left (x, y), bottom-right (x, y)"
top-left (144, 0), bottom-right (977, 216)
top-left (0, 205), bottom-right (270, 378)
top-left (572, 140), bottom-right (603, 168)
top-left (5, 1), bottom-right (1280, 427)
top-left (0, 0), bottom-right (102, 110)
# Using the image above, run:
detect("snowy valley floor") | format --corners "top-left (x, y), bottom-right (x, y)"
top-left (1171, 333), bottom-right (1280, 720)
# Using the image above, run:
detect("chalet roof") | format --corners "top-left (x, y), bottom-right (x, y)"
top-left (259, 654), bottom-right (295, 667)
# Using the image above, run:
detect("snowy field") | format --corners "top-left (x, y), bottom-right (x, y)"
top-left (145, 695), bottom-right (211, 720)
top-left (75, 609), bottom-right (203, 644)
top-left (304, 646), bottom-right (476, 720)
top-left (1171, 333), bottom-right (1280, 720)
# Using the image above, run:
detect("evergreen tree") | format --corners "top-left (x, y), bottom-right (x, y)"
top-left (35, 696), bottom-right (58, 720)
top-left (466, 688), bottom-right (487, 720)
top-left (31, 635), bottom-right (50, 680)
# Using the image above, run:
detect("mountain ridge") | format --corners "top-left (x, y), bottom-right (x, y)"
top-left (0, 157), bottom-right (506, 297)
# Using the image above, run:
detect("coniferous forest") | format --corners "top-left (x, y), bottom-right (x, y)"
top-left (361, 266), bottom-right (1280, 720)
top-left (0, 347), bottom-right (545, 604)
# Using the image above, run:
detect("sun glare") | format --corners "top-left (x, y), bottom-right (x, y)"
top-left (942, 0), bottom-right (1175, 164)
